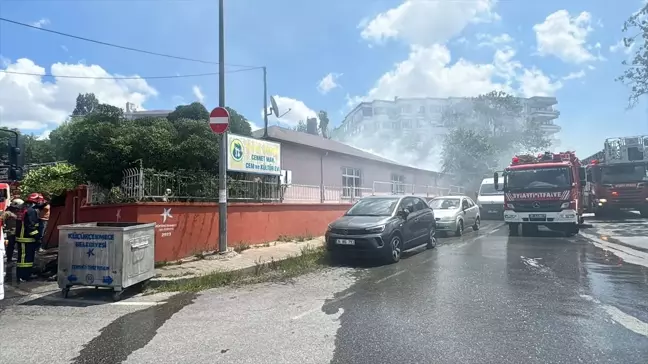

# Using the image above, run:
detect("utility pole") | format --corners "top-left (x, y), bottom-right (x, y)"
top-left (263, 66), bottom-right (269, 138)
top-left (218, 0), bottom-right (227, 253)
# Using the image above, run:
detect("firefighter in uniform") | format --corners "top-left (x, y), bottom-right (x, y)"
top-left (15, 193), bottom-right (41, 282)
top-left (3, 198), bottom-right (23, 264)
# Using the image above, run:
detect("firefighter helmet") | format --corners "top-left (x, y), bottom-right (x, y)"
top-left (10, 198), bottom-right (24, 208)
top-left (26, 193), bottom-right (40, 203)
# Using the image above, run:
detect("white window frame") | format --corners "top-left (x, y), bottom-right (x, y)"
top-left (391, 173), bottom-right (406, 194)
top-left (342, 167), bottom-right (362, 198)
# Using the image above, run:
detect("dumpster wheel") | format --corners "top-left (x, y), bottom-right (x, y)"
top-left (112, 291), bottom-right (123, 302)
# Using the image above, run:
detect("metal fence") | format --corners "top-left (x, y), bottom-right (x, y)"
top-left (86, 167), bottom-right (466, 205)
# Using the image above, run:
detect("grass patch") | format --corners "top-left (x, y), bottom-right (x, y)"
top-left (234, 243), bottom-right (251, 253)
top-left (150, 246), bottom-right (329, 293)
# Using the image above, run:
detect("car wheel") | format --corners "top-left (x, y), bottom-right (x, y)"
top-left (426, 227), bottom-right (437, 249)
top-left (472, 217), bottom-right (480, 231)
top-left (455, 220), bottom-right (464, 237)
top-left (386, 234), bottom-right (402, 263)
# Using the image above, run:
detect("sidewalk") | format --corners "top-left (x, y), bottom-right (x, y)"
top-left (151, 236), bottom-right (325, 284)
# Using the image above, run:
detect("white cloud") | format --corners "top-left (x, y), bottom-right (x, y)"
top-left (192, 85), bottom-right (205, 103)
top-left (30, 18), bottom-right (50, 28)
top-left (261, 95), bottom-right (317, 127)
top-left (36, 130), bottom-right (51, 140)
top-left (0, 58), bottom-right (157, 131)
top-left (248, 121), bottom-right (263, 132)
top-left (361, 44), bottom-right (512, 100)
top-left (354, 44), bottom-right (561, 102)
top-left (348, 2), bottom-right (572, 107)
top-left (476, 33), bottom-right (513, 48)
top-left (518, 68), bottom-right (563, 97)
top-left (317, 73), bottom-right (342, 94)
top-left (533, 10), bottom-right (596, 64)
top-left (562, 70), bottom-right (586, 80)
top-left (359, 0), bottom-right (498, 46)
top-left (609, 39), bottom-right (635, 55)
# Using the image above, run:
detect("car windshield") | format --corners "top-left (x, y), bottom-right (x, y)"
top-left (345, 197), bottom-right (400, 216)
top-left (479, 183), bottom-right (503, 196)
top-left (506, 167), bottom-right (571, 189)
top-left (428, 198), bottom-right (460, 209)
top-left (600, 164), bottom-right (648, 184)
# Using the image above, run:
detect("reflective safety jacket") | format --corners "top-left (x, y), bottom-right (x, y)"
top-left (15, 206), bottom-right (39, 243)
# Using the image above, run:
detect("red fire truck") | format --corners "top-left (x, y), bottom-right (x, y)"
top-left (582, 136), bottom-right (648, 218)
top-left (494, 151), bottom-right (586, 237)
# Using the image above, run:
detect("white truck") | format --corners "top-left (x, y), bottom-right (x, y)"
top-left (476, 177), bottom-right (504, 220)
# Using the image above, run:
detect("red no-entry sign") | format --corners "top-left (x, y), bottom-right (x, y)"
top-left (209, 107), bottom-right (230, 134)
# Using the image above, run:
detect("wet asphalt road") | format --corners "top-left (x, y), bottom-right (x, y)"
top-left (1, 218), bottom-right (648, 364)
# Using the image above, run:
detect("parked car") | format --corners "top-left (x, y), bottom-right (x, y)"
top-left (325, 195), bottom-right (436, 263)
top-left (427, 195), bottom-right (480, 237)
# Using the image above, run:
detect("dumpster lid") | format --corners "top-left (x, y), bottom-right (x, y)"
top-left (57, 222), bottom-right (156, 231)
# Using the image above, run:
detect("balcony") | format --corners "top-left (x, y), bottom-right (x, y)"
top-left (527, 96), bottom-right (558, 107)
top-left (529, 108), bottom-right (560, 121)
top-left (539, 123), bottom-right (561, 134)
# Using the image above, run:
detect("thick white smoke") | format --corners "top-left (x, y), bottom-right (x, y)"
top-left (342, 129), bottom-right (445, 172)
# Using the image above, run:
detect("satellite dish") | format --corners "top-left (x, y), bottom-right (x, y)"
top-left (269, 96), bottom-right (280, 118)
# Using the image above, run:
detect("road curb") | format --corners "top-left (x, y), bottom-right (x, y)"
top-left (580, 231), bottom-right (648, 253)
top-left (147, 241), bottom-right (326, 290)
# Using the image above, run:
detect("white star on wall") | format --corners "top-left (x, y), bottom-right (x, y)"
top-left (161, 208), bottom-right (173, 223)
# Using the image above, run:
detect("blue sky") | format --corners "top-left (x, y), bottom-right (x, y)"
top-left (1, 0), bottom-right (647, 158)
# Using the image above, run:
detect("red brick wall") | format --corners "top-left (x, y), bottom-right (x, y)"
top-left (46, 190), bottom-right (350, 262)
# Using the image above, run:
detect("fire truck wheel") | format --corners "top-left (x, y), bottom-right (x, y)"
top-left (508, 223), bottom-right (519, 236)
top-left (565, 225), bottom-right (579, 237)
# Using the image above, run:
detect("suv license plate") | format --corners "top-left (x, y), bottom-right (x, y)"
top-left (336, 239), bottom-right (355, 245)
top-left (529, 214), bottom-right (546, 219)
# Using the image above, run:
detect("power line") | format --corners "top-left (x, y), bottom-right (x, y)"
top-left (0, 17), bottom-right (257, 68)
top-left (0, 66), bottom-right (262, 80)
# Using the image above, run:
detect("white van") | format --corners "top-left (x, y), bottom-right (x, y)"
top-left (476, 177), bottom-right (504, 220)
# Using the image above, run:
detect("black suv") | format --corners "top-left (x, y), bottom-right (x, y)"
top-left (325, 195), bottom-right (436, 263)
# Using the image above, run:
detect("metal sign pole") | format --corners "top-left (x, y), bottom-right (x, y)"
top-left (218, 0), bottom-right (227, 253)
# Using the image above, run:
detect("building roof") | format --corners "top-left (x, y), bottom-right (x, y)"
top-left (252, 126), bottom-right (436, 173)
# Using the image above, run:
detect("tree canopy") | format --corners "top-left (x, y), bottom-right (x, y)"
top-left (8, 94), bottom-right (256, 189)
top-left (20, 163), bottom-right (83, 200)
top-left (617, 4), bottom-right (648, 107)
top-left (72, 93), bottom-right (100, 116)
top-left (440, 91), bottom-right (550, 185)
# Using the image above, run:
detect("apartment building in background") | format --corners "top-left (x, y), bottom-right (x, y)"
top-left (330, 96), bottom-right (561, 145)
top-left (123, 102), bottom-right (173, 120)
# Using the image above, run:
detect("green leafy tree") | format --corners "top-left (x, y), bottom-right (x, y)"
top-left (20, 163), bottom-right (83, 199)
top-left (294, 120), bottom-right (308, 132)
top-left (225, 107), bottom-right (253, 136)
top-left (167, 102), bottom-right (209, 123)
top-left (23, 135), bottom-right (57, 164)
top-left (166, 102), bottom-right (252, 136)
top-left (617, 4), bottom-right (648, 107)
top-left (318, 110), bottom-right (330, 138)
top-left (51, 98), bottom-right (255, 188)
top-left (72, 93), bottom-right (100, 116)
top-left (441, 128), bottom-right (496, 181)
top-left (62, 109), bottom-right (134, 188)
